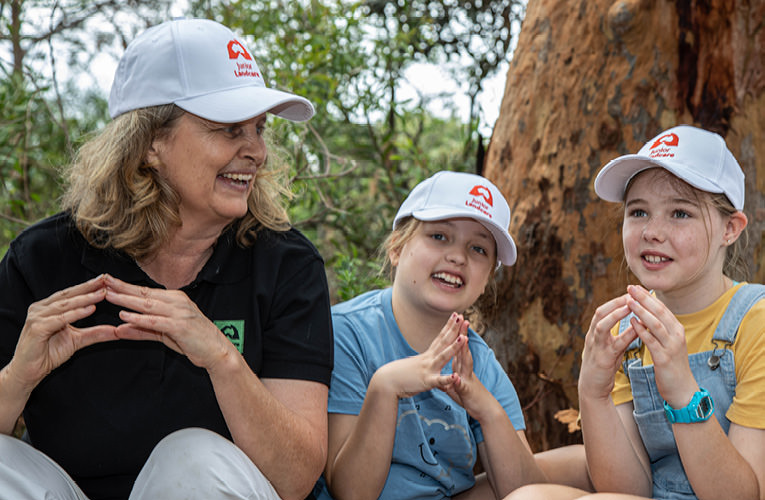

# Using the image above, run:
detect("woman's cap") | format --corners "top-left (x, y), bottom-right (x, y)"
top-left (108, 18), bottom-right (315, 123)
top-left (594, 125), bottom-right (745, 210)
top-left (393, 171), bottom-right (517, 266)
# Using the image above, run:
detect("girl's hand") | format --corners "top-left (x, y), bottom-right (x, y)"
top-left (626, 285), bottom-right (698, 407)
top-left (374, 313), bottom-right (465, 399)
top-left (104, 274), bottom-right (236, 372)
top-left (442, 320), bottom-right (494, 419)
top-left (9, 275), bottom-right (116, 389)
top-left (579, 293), bottom-right (638, 401)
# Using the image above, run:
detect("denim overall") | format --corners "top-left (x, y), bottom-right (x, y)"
top-left (619, 284), bottom-right (765, 499)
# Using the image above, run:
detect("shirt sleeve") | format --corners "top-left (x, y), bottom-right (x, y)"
top-left (260, 244), bottom-right (334, 386)
top-left (325, 312), bottom-right (371, 415)
top-left (0, 242), bottom-right (34, 368)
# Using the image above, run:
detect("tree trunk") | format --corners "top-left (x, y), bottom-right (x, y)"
top-left (482, 0), bottom-right (765, 452)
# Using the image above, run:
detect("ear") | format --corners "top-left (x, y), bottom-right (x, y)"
top-left (388, 246), bottom-right (401, 268)
top-left (144, 138), bottom-right (163, 168)
top-left (723, 211), bottom-right (748, 245)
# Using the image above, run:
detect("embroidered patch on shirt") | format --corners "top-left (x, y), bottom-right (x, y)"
top-left (215, 320), bottom-right (245, 353)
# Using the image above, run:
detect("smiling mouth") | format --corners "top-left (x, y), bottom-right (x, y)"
top-left (219, 173), bottom-right (253, 185)
top-left (643, 255), bottom-right (671, 264)
top-left (432, 272), bottom-right (463, 288)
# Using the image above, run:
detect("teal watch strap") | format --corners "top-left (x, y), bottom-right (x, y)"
top-left (663, 388), bottom-right (715, 424)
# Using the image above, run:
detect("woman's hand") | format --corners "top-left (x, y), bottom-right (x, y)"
top-left (104, 274), bottom-right (235, 372)
top-left (9, 274), bottom-right (115, 389)
top-left (625, 285), bottom-right (698, 407)
top-left (373, 313), bottom-right (466, 399)
top-left (578, 293), bottom-right (638, 401)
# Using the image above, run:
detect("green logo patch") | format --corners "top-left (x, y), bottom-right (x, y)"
top-left (215, 320), bottom-right (245, 353)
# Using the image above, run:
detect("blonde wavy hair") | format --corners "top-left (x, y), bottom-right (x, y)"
top-left (61, 104), bottom-right (293, 260)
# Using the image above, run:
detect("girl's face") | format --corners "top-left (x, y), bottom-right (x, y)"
top-left (147, 112), bottom-right (267, 231)
top-left (389, 218), bottom-right (496, 316)
top-left (622, 169), bottom-right (730, 298)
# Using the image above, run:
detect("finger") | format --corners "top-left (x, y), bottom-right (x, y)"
top-left (433, 372), bottom-right (458, 391)
top-left (430, 313), bottom-right (462, 351)
top-left (105, 275), bottom-right (173, 303)
top-left (71, 325), bottom-right (118, 349)
top-left (626, 296), bottom-right (668, 347)
top-left (26, 299), bottom-right (104, 342)
top-left (432, 333), bottom-right (464, 368)
top-left (115, 324), bottom-right (183, 352)
top-left (630, 316), bottom-right (663, 353)
top-left (627, 285), bottom-right (676, 330)
top-left (118, 310), bottom-right (178, 335)
top-left (37, 275), bottom-right (106, 307)
top-left (611, 322), bottom-right (639, 353)
top-left (588, 295), bottom-right (630, 336)
top-left (106, 288), bottom-right (174, 317)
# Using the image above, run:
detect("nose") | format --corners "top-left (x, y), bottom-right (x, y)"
top-left (445, 245), bottom-right (467, 266)
top-left (641, 216), bottom-right (667, 242)
top-left (239, 125), bottom-right (267, 165)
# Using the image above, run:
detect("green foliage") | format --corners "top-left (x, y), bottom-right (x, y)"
top-left (1, 0), bottom-right (522, 304)
top-left (0, 70), bottom-right (65, 254)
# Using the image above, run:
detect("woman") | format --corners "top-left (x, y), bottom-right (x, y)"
top-left (0, 18), bottom-right (332, 500)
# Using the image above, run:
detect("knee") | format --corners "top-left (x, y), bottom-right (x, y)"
top-left (503, 484), bottom-right (541, 500)
top-left (148, 427), bottom-right (235, 475)
top-left (132, 427), bottom-right (277, 500)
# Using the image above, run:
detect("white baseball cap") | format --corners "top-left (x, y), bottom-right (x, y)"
top-left (393, 171), bottom-right (517, 266)
top-left (108, 18), bottom-right (314, 123)
top-left (594, 125), bottom-right (745, 210)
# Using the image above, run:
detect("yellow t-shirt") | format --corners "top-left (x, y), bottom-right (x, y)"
top-left (611, 283), bottom-right (765, 429)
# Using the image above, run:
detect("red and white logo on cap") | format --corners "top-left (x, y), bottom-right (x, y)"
top-left (227, 39), bottom-right (260, 78)
top-left (466, 185), bottom-right (494, 218)
top-left (648, 132), bottom-right (679, 159)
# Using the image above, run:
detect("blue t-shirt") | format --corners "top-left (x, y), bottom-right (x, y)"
top-left (315, 288), bottom-right (524, 500)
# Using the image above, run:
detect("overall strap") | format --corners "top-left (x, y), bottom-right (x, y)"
top-left (712, 284), bottom-right (765, 344)
top-left (618, 313), bottom-right (641, 353)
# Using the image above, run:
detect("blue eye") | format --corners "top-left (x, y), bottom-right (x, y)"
top-left (471, 245), bottom-right (487, 255)
top-left (430, 233), bottom-right (446, 241)
top-left (629, 208), bottom-right (647, 218)
top-left (673, 210), bottom-right (690, 219)
top-left (220, 125), bottom-right (242, 137)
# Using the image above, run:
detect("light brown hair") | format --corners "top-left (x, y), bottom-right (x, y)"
top-left (624, 168), bottom-right (749, 282)
top-left (61, 104), bottom-right (293, 260)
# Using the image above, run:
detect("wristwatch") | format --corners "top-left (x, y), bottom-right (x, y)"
top-left (663, 388), bottom-right (715, 424)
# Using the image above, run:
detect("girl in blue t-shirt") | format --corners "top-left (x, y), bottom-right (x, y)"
top-left (315, 171), bottom-right (549, 500)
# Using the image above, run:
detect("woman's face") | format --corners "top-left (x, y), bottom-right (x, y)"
top-left (147, 112), bottom-right (267, 231)
top-left (622, 169), bottom-right (729, 297)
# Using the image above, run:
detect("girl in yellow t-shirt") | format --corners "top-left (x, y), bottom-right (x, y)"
top-left (506, 125), bottom-right (765, 500)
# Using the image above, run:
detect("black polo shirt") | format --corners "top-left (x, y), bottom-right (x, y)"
top-left (0, 212), bottom-right (333, 500)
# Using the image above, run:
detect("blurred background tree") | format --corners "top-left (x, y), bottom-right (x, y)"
top-left (1, 0), bottom-right (524, 300)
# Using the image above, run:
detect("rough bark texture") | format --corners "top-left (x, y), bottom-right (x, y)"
top-left (481, 0), bottom-right (765, 452)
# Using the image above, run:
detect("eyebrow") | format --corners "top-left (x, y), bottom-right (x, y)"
top-left (428, 220), bottom-right (493, 240)
top-left (625, 197), bottom-right (698, 208)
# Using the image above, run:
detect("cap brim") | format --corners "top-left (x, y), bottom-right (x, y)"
top-left (408, 207), bottom-right (517, 266)
top-left (175, 85), bottom-right (314, 123)
top-left (594, 155), bottom-right (725, 202)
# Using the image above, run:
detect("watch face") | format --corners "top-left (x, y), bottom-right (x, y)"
top-left (697, 395), bottom-right (713, 418)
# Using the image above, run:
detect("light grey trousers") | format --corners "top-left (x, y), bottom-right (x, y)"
top-left (0, 428), bottom-right (281, 500)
